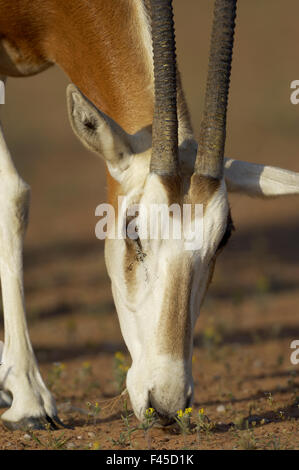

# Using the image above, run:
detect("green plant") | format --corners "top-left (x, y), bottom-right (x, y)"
top-left (138, 408), bottom-right (158, 450)
top-left (264, 436), bottom-right (284, 450)
top-left (118, 399), bottom-right (139, 448)
top-left (110, 432), bottom-right (128, 447)
top-left (233, 415), bottom-right (249, 430)
top-left (86, 401), bottom-right (101, 425)
top-left (174, 408), bottom-right (193, 449)
top-left (195, 408), bottom-right (215, 437)
top-left (237, 430), bottom-right (258, 450)
top-left (113, 352), bottom-right (129, 394)
top-left (74, 361), bottom-right (100, 395)
top-left (47, 362), bottom-right (66, 394)
top-left (266, 392), bottom-right (274, 408)
top-left (30, 425), bottom-right (71, 450)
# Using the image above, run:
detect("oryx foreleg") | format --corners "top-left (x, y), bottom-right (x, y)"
top-left (0, 77), bottom-right (59, 429)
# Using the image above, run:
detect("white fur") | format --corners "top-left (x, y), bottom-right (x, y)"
top-left (224, 158), bottom-right (299, 197)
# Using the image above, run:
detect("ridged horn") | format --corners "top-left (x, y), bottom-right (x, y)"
top-left (194, 0), bottom-right (237, 178)
top-left (150, 0), bottom-right (179, 176)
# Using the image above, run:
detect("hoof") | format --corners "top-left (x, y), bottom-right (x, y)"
top-left (1, 414), bottom-right (66, 431)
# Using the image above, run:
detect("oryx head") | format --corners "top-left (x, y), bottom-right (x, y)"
top-left (66, 0), bottom-right (299, 422)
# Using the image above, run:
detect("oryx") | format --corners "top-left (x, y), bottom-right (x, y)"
top-left (0, 0), bottom-right (298, 428)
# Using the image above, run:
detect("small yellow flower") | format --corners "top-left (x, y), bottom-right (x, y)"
top-left (204, 326), bottom-right (215, 339)
top-left (145, 407), bottom-right (155, 417)
top-left (198, 408), bottom-right (204, 415)
top-left (92, 441), bottom-right (101, 450)
top-left (115, 351), bottom-right (125, 361)
top-left (185, 407), bottom-right (192, 415)
top-left (53, 362), bottom-right (65, 371)
top-left (177, 409), bottom-right (183, 418)
top-left (82, 361), bottom-right (91, 369)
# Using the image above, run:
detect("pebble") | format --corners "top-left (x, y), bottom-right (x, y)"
top-left (23, 434), bottom-right (32, 441)
top-left (88, 432), bottom-right (95, 438)
top-left (67, 442), bottom-right (76, 449)
top-left (217, 404), bottom-right (226, 413)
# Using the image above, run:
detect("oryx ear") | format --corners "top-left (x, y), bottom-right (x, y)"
top-left (224, 158), bottom-right (299, 197)
top-left (67, 84), bottom-right (133, 180)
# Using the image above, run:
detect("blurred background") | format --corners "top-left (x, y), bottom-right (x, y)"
top-left (0, 0), bottom-right (298, 445)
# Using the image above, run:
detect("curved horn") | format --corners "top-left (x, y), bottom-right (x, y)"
top-left (194, 0), bottom-right (237, 178)
top-left (150, 0), bottom-right (179, 176)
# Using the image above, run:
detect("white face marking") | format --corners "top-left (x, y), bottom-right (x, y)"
top-left (105, 170), bottom-right (230, 420)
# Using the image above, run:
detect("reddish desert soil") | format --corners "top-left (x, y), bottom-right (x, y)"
top-left (0, 0), bottom-right (299, 450)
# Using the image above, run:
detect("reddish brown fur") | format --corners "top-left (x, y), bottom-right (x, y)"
top-left (0, 0), bottom-right (154, 135)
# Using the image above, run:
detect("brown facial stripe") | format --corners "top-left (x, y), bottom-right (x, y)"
top-left (188, 174), bottom-right (220, 208)
top-left (156, 173), bottom-right (221, 209)
top-left (155, 174), bottom-right (182, 206)
top-left (157, 257), bottom-right (193, 360)
top-left (156, 174), bottom-right (221, 217)
top-left (156, 209), bottom-right (233, 361)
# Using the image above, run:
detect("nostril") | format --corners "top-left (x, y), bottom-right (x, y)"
top-left (147, 391), bottom-right (153, 411)
top-left (185, 394), bottom-right (192, 409)
top-left (148, 390), bottom-right (160, 414)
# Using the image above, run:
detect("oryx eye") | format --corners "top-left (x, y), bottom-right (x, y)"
top-left (125, 215), bottom-right (146, 262)
top-left (125, 215), bottom-right (139, 242)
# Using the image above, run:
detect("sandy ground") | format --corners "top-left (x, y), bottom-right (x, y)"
top-left (0, 0), bottom-right (298, 450)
